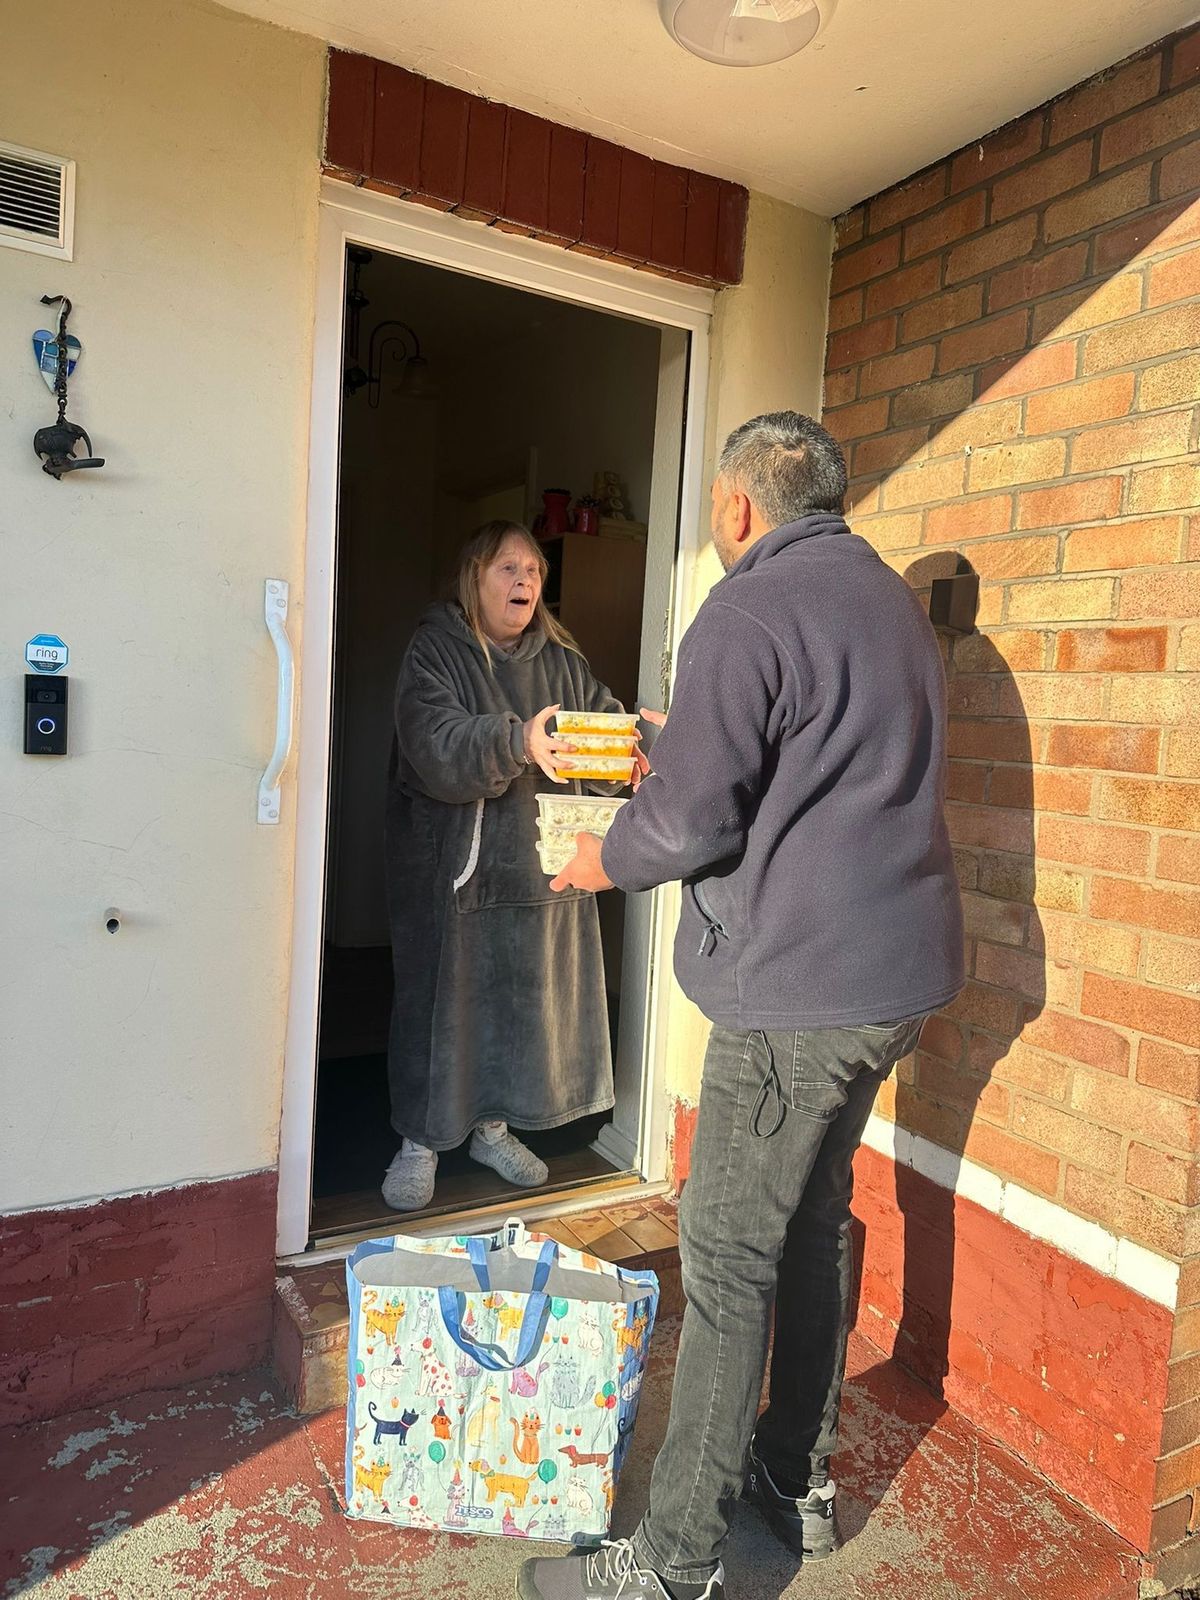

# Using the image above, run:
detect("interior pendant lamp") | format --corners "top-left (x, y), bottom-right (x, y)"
top-left (659, 0), bottom-right (822, 66)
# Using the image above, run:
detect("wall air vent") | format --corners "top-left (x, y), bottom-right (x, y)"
top-left (0, 141), bottom-right (75, 260)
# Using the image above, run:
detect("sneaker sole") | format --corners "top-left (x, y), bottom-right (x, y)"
top-left (742, 1477), bottom-right (840, 1562)
top-left (514, 1566), bottom-right (540, 1600)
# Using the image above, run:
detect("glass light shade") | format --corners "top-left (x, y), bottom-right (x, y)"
top-left (659, 0), bottom-right (820, 66)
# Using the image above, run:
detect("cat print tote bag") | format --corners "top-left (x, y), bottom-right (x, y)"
top-left (344, 1220), bottom-right (658, 1544)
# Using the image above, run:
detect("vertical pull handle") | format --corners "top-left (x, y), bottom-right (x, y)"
top-left (258, 579), bottom-right (294, 825)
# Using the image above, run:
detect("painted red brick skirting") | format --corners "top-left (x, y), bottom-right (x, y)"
top-left (851, 1143), bottom-right (1172, 1552)
top-left (0, 1171), bottom-right (277, 1427)
top-left (325, 50), bottom-right (748, 287)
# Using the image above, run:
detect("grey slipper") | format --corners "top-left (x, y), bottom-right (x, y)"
top-left (382, 1144), bottom-right (438, 1211)
top-left (469, 1128), bottom-right (549, 1188)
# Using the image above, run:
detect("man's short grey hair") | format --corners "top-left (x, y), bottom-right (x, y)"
top-left (716, 411), bottom-right (848, 530)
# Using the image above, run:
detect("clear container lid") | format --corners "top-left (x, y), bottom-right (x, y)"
top-left (555, 711), bottom-right (639, 736)
top-left (560, 732), bottom-right (638, 754)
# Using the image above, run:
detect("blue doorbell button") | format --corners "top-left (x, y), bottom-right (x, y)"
top-left (24, 674), bottom-right (68, 755)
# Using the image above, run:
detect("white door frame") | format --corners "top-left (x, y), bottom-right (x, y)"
top-left (276, 178), bottom-right (713, 1255)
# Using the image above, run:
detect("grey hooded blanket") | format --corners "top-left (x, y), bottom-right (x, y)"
top-left (385, 602), bottom-right (622, 1150)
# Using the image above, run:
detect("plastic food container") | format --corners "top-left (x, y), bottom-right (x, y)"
top-left (562, 732), bottom-right (638, 756)
top-left (551, 753), bottom-right (637, 783)
top-left (535, 794), bottom-right (627, 876)
top-left (556, 711), bottom-right (639, 737)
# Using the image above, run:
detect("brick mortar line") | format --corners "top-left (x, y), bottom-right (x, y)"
top-left (838, 45), bottom-right (1196, 254)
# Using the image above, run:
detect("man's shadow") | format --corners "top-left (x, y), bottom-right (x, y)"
top-left (842, 551), bottom-right (1047, 1523)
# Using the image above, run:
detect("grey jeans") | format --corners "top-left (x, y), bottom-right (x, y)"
top-left (632, 1014), bottom-right (927, 1584)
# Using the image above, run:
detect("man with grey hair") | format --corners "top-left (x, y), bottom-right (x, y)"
top-left (521, 412), bottom-right (964, 1600)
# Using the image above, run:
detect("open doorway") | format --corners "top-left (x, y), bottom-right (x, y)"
top-left (308, 242), bottom-right (682, 1243)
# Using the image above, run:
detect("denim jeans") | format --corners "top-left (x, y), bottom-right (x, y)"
top-left (631, 1014), bottom-right (927, 1585)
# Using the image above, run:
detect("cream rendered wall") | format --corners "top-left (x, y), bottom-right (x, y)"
top-left (662, 192), bottom-right (833, 1109)
top-left (0, 0), bottom-right (325, 1211)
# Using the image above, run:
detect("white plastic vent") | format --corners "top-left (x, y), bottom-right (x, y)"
top-left (0, 141), bottom-right (75, 260)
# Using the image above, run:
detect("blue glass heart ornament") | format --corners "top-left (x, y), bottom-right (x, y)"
top-left (33, 331), bottom-right (81, 392)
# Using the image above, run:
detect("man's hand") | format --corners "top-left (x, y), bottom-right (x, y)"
top-left (631, 706), bottom-right (667, 792)
top-left (550, 831), bottom-right (614, 894)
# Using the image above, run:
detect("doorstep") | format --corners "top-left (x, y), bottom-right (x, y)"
top-left (272, 1195), bottom-right (683, 1414)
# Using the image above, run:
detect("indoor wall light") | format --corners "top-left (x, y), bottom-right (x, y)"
top-left (659, 0), bottom-right (822, 66)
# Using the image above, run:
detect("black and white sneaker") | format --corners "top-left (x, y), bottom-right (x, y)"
top-left (743, 1440), bottom-right (840, 1561)
top-left (517, 1539), bottom-right (726, 1599)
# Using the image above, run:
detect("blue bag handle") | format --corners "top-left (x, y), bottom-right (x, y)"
top-left (464, 1236), bottom-right (558, 1292)
top-left (438, 1237), bottom-right (559, 1371)
top-left (438, 1286), bottom-right (550, 1371)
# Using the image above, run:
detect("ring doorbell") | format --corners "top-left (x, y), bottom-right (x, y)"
top-left (24, 675), bottom-right (68, 755)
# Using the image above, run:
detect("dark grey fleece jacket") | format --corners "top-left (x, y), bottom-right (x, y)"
top-left (602, 514), bottom-right (965, 1030)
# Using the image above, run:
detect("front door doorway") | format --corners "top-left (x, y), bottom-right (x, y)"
top-left (276, 184), bottom-right (713, 1257)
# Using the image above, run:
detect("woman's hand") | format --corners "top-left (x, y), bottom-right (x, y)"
top-left (523, 704), bottom-right (575, 784)
top-left (631, 707), bottom-right (667, 793)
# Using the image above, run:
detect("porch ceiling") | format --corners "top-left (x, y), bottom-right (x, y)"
top-left (217, 0), bottom-right (1198, 214)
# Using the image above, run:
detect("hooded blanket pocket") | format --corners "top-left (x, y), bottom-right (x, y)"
top-left (454, 778), bottom-right (586, 913)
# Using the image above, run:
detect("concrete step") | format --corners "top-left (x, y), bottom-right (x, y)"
top-left (273, 1195), bottom-right (683, 1414)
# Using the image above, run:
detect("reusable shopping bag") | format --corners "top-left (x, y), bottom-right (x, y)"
top-left (344, 1219), bottom-right (658, 1544)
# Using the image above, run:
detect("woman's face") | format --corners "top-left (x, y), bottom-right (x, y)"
top-left (478, 535), bottom-right (544, 644)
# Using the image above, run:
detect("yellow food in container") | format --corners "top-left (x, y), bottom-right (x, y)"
top-left (551, 753), bottom-right (636, 783)
top-left (555, 711), bottom-right (639, 737)
top-left (562, 732), bottom-right (638, 756)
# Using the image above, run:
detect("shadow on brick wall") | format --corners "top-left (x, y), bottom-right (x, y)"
top-left (854, 552), bottom-right (1047, 1444)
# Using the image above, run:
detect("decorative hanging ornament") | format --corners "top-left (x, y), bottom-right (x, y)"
top-left (31, 294), bottom-right (105, 480)
top-left (33, 329), bottom-right (81, 391)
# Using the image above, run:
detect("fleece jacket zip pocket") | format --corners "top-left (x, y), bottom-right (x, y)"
top-left (693, 882), bottom-right (729, 957)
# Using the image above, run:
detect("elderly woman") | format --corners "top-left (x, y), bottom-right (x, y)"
top-left (382, 520), bottom-right (630, 1211)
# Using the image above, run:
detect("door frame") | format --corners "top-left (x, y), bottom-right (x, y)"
top-left (276, 178), bottom-right (714, 1256)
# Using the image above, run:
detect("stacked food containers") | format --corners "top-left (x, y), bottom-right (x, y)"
top-left (535, 712), bottom-right (638, 877)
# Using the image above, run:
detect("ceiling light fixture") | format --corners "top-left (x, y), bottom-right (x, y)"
top-left (659, 0), bottom-right (822, 66)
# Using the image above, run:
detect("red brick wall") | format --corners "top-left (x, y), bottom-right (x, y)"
top-left (825, 24), bottom-right (1200, 1568)
top-left (0, 1172), bottom-right (276, 1426)
top-left (325, 51), bottom-right (748, 287)
top-left (852, 1143), bottom-right (1172, 1552)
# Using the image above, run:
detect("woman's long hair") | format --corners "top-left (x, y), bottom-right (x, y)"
top-left (455, 520), bottom-right (583, 668)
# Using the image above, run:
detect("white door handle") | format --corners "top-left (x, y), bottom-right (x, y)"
top-left (258, 579), bottom-right (294, 824)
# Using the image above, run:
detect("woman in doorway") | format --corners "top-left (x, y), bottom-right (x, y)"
top-left (382, 520), bottom-right (630, 1211)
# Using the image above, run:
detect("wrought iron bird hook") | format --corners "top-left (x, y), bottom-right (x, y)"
top-left (33, 295), bottom-right (105, 480)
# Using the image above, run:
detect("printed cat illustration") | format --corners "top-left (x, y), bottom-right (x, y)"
top-left (502, 1505), bottom-right (540, 1537)
top-left (483, 1293), bottom-right (526, 1337)
top-left (352, 1445), bottom-right (391, 1500)
top-left (549, 1355), bottom-right (585, 1410)
top-left (565, 1477), bottom-right (595, 1519)
top-left (365, 1299), bottom-right (405, 1344)
top-left (617, 1311), bottom-right (649, 1355)
top-left (368, 1403), bottom-right (419, 1447)
top-left (366, 1344), bottom-right (408, 1390)
top-left (510, 1359), bottom-right (550, 1398)
top-left (575, 1306), bottom-right (604, 1356)
top-left (511, 1411), bottom-right (542, 1465)
top-left (470, 1458), bottom-right (538, 1507)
